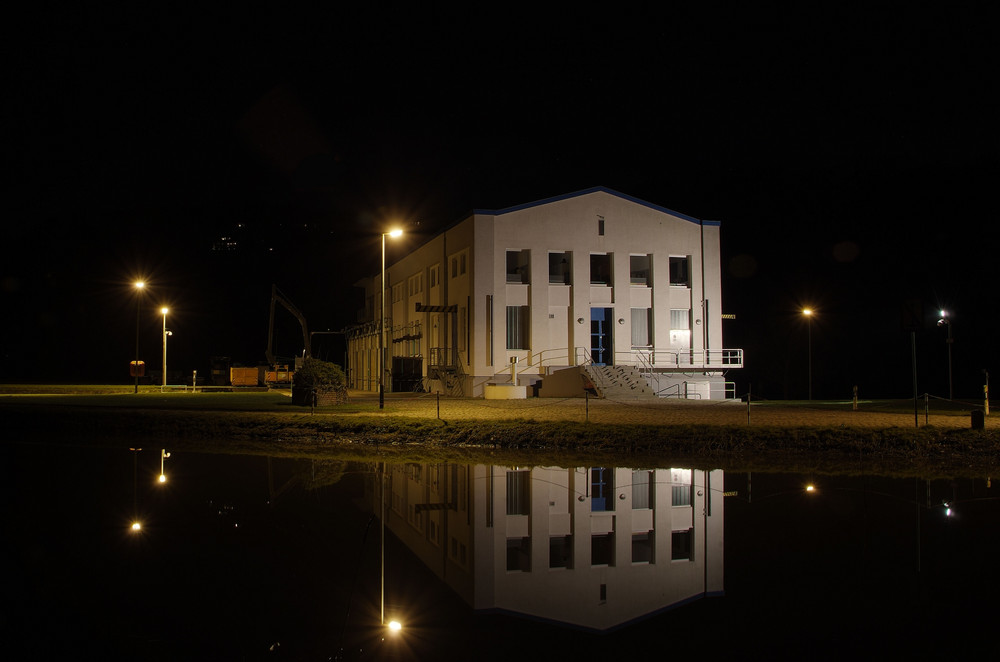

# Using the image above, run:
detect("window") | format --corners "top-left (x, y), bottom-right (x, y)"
top-left (506, 470), bottom-right (530, 515)
top-left (506, 249), bottom-right (530, 284)
top-left (670, 309), bottom-right (691, 350)
top-left (429, 264), bottom-right (439, 288)
top-left (392, 284), bottom-right (403, 303)
top-left (592, 533), bottom-right (614, 566)
top-left (632, 470), bottom-right (653, 509)
top-left (591, 467), bottom-right (614, 512)
top-left (598, 216), bottom-right (605, 236)
top-left (669, 256), bottom-right (690, 286)
top-left (630, 255), bottom-right (651, 285)
top-left (548, 252), bottom-right (571, 284)
top-left (590, 254), bottom-right (612, 285)
top-left (631, 308), bottom-right (652, 347)
top-left (506, 305), bottom-right (530, 350)
top-left (632, 532), bottom-right (653, 563)
top-left (672, 529), bottom-right (693, 561)
top-left (549, 535), bottom-right (573, 569)
top-left (671, 468), bottom-right (692, 506)
top-left (507, 537), bottom-right (531, 572)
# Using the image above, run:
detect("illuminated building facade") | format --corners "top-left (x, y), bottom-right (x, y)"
top-left (347, 187), bottom-right (742, 399)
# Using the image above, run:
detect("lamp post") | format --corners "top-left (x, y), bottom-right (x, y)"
top-left (161, 307), bottom-right (171, 391)
top-left (937, 310), bottom-right (953, 400)
top-left (379, 229), bottom-right (403, 409)
top-left (802, 308), bottom-right (813, 400)
top-left (134, 281), bottom-right (145, 393)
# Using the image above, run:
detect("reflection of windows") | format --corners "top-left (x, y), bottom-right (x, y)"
top-left (592, 533), bottom-right (614, 566)
top-left (507, 537), bottom-right (531, 572)
top-left (632, 532), bottom-right (653, 563)
top-left (548, 252), bottom-right (571, 284)
top-left (591, 467), bottom-right (614, 512)
top-left (672, 529), bottom-right (693, 561)
top-left (506, 249), bottom-right (530, 283)
top-left (630, 255), bottom-right (651, 285)
top-left (671, 468), bottom-right (692, 506)
top-left (506, 470), bottom-right (530, 515)
top-left (506, 306), bottom-right (530, 350)
top-left (669, 256), bottom-right (690, 286)
top-left (590, 254), bottom-right (612, 285)
top-left (549, 535), bottom-right (573, 569)
top-left (632, 470), bottom-right (653, 509)
top-left (631, 308), bottom-right (652, 347)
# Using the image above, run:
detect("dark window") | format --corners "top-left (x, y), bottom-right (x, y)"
top-left (549, 535), bottom-right (573, 569)
top-left (632, 532), bottom-right (653, 563)
top-left (592, 533), bottom-right (614, 566)
top-left (506, 537), bottom-right (531, 572)
top-left (672, 529), bottom-right (693, 561)
top-left (632, 470), bottom-right (653, 509)
top-left (590, 254), bottom-right (612, 285)
top-left (630, 255), bottom-right (651, 285)
top-left (506, 250), bottom-right (529, 284)
top-left (669, 256), bottom-right (689, 286)
top-left (548, 252), bottom-right (571, 284)
top-left (598, 218), bottom-right (605, 236)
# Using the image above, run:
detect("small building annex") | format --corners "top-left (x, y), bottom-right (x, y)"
top-left (346, 187), bottom-right (743, 399)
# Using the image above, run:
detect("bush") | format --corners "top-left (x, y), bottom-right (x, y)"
top-left (292, 358), bottom-right (348, 406)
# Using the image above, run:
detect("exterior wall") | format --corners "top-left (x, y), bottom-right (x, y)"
top-left (347, 187), bottom-right (738, 398)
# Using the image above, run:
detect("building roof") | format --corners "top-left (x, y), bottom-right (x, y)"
top-left (473, 186), bottom-right (719, 227)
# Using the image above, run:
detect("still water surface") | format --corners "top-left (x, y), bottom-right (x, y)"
top-left (5, 443), bottom-right (996, 660)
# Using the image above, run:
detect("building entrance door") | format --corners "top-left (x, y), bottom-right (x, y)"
top-left (590, 307), bottom-right (613, 365)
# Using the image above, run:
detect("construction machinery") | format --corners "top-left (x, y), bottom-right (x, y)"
top-left (265, 284), bottom-right (311, 386)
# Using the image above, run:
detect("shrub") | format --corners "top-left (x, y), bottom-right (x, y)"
top-left (292, 358), bottom-right (348, 405)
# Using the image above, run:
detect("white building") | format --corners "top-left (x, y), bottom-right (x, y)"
top-left (347, 187), bottom-right (742, 399)
top-left (374, 462), bottom-right (725, 631)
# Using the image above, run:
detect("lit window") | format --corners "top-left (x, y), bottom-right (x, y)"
top-left (632, 470), bottom-right (653, 509)
top-left (631, 308), bottom-right (652, 347)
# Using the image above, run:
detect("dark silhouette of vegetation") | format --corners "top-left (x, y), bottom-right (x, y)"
top-left (292, 358), bottom-right (348, 406)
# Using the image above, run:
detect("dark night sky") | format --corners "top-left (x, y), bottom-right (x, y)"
top-left (5, 5), bottom-right (997, 399)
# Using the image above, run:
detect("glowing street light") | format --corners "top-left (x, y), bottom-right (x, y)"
top-left (160, 307), bottom-right (172, 391)
top-left (133, 281), bottom-right (145, 393)
top-left (802, 308), bottom-right (813, 400)
top-left (937, 310), bottom-right (953, 400)
top-left (379, 229), bottom-right (403, 409)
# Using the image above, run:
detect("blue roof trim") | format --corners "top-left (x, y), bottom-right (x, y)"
top-left (473, 186), bottom-right (719, 226)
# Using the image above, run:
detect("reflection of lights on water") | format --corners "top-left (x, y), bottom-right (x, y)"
top-left (805, 484), bottom-right (816, 493)
top-left (158, 474), bottom-right (166, 483)
top-left (943, 501), bottom-right (953, 517)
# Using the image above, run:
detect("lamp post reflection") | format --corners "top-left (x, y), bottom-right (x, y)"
top-left (130, 447), bottom-right (142, 532)
top-left (158, 449), bottom-right (170, 484)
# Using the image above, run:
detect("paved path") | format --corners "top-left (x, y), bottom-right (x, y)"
top-left (346, 392), bottom-right (997, 429)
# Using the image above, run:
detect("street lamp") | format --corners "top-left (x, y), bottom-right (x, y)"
top-left (161, 307), bottom-right (172, 391)
top-left (379, 229), bottom-right (403, 409)
top-left (802, 308), bottom-right (813, 400)
top-left (133, 282), bottom-right (145, 393)
top-left (937, 310), bottom-right (953, 400)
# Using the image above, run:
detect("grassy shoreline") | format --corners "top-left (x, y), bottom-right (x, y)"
top-left (3, 388), bottom-right (997, 478)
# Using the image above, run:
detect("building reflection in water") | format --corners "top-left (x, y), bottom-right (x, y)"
top-left (372, 464), bottom-right (723, 631)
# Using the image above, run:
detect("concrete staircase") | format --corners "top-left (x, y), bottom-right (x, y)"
top-left (581, 365), bottom-right (658, 401)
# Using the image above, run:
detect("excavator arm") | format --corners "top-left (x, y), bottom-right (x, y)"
top-left (266, 284), bottom-right (311, 365)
